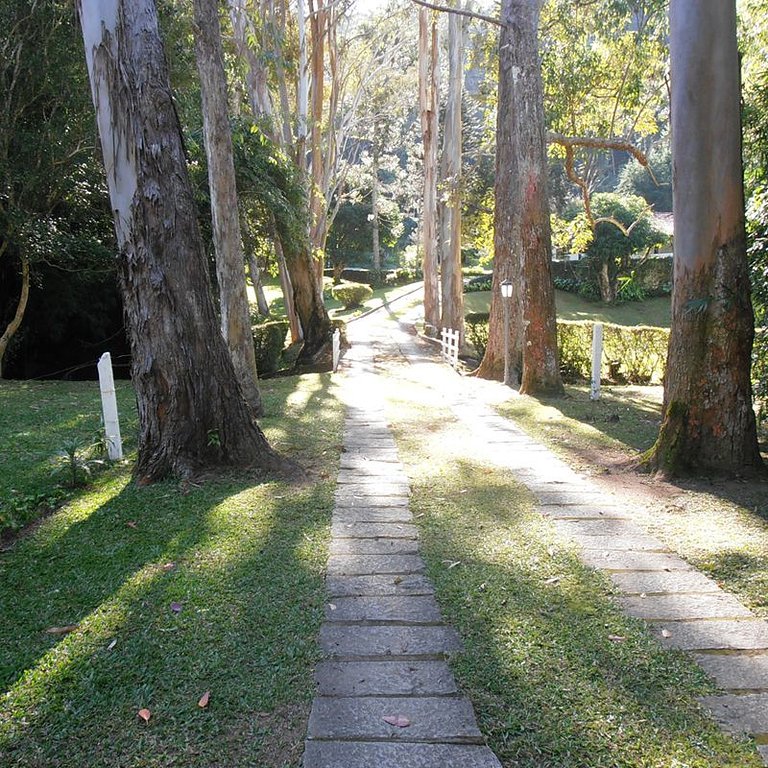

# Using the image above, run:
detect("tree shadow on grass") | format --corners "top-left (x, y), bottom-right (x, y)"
top-left (410, 457), bottom-right (762, 768)
top-left (0, 375), bottom-right (344, 767)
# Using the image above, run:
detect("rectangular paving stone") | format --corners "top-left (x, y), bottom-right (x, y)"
top-left (326, 595), bottom-right (442, 623)
top-left (326, 573), bottom-right (435, 597)
top-left (336, 472), bottom-right (411, 486)
top-left (308, 696), bottom-right (481, 742)
top-left (331, 521), bottom-right (418, 539)
top-left (329, 537), bottom-right (419, 555)
top-left (617, 593), bottom-right (754, 621)
top-left (303, 741), bottom-right (502, 768)
top-left (570, 534), bottom-right (668, 552)
top-left (339, 458), bottom-right (402, 472)
top-left (694, 652), bottom-right (768, 691)
top-left (336, 482), bottom-right (411, 496)
top-left (580, 550), bottom-right (693, 572)
top-left (314, 660), bottom-right (458, 696)
top-left (652, 619), bottom-right (768, 651)
top-left (535, 490), bottom-right (615, 505)
top-left (552, 519), bottom-right (646, 537)
top-left (333, 508), bottom-right (414, 525)
top-left (327, 554), bottom-right (426, 576)
top-left (335, 493), bottom-right (410, 508)
top-left (540, 504), bottom-right (629, 520)
top-left (609, 570), bottom-right (721, 595)
top-left (319, 624), bottom-right (462, 658)
top-left (698, 692), bottom-right (768, 734)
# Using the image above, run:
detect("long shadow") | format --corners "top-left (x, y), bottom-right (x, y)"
top-left (407, 452), bottom-right (762, 766)
top-left (0, 375), bottom-right (344, 767)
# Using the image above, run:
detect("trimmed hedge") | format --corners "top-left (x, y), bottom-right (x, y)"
top-left (331, 280), bottom-right (373, 308)
top-left (464, 313), bottom-right (669, 384)
top-left (252, 320), bottom-right (290, 374)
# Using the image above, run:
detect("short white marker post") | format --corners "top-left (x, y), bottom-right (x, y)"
top-left (591, 323), bottom-right (603, 401)
top-left (332, 328), bottom-right (341, 372)
top-left (97, 352), bottom-right (123, 460)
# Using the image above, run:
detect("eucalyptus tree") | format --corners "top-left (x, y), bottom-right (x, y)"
top-left (79, 0), bottom-right (286, 482)
top-left (644, 0), bottom-right (763, 476)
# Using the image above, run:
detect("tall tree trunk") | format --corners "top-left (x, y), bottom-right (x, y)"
top-left (308, 0), bottom-right (326, 284)
top-left (193, 0), bottom-right (263, 417)
top-left (645, 0), bottom-right (762, 476)
top-left (247, 253), bottom-right (271, 318)
top-left (419, 8), bottom-right (440, 336)
top-left (275, 235), bottom-right (303, 343)
top-left (296, 0), bottom-right (309, 173)
top-left (0, 253), bottom-right (29, 378)
top-left (79, 0), bottom-right (285, 482)
top-left (476, 0), bottom-right (562, 395)
top-left (371, 142), bottom-right (381, 272)
top-left (439, 8), bottom-right (465, 345)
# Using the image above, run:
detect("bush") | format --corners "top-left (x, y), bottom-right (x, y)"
top-left (465, 312), bottom-right (490, 358)
top-left (463, 315), bottom-right (669, 384)
top-left (385, 267), bottom-right (423, 286)
top-left (252, 320), bottom-right (289, 374)
top-left (331, 280), bottom-right (373, 308)
top-left (464, 275), bottom-right (493, 293)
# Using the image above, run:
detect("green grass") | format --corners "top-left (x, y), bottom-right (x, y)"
top-left (0, 380), bottom-right (140, 536)
top-left (464, 290), bottom-right (672, 327)
top-left (384, 384), bottom-right (762, 767)
top-left (0, 374), bottom-right (344, 767)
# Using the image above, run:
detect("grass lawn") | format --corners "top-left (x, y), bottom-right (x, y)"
top-left (0, 374), bottom-right (343, 767)
top-left (464, 289), bottom-right (672, 327)
top-left (383, 380), bottom-right (761, 767)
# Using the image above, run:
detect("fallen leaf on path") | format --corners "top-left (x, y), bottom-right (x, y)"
top-left (608, 635), bottom-right (627, 643)
top-left (137, 708), bottom-right (151, 723)
top-left (328, 603), bottom-right (337, 611)
top-left (107, 639), bottom-right (117, 651)
top-left (198, 691), bottom-right (210, 708)
top-left (661, 628), bottom-right (672, 638)
top-left (45, 625), bottom-right (78, 635)
top-left (443, 560), bottom-right (461, 569)
top-left (382, 714), bottom-right (410, 728)
top-left (126, 521), bottom-right (138, 529)
top-left (161, 562), bottom-right (176, 572)
top-left (544, 577), bottom-right (561, 585)
top-left (170, 602), bottom-right (183, 614)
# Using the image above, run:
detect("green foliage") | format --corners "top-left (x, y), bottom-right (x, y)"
top-left (330, 281), bottom-right (373, 309)
top-left (252, 320), bottom-right (290, 375)
top-left (616, 140), bottom-right (672, 211)
top-left (748, 187), bottom-right (768, 423)
top-left (385, 267), bottom-right (423, 286)
top-left (50, 437), bottom-right (107, 489)
top-left (465, 312), bottom-right (490, 358)
top-left (463, 275), bottom-right (493, 293)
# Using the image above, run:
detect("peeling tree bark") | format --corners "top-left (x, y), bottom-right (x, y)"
top-left (477, 0), bottom-right (561, 397)
top-left (193, 0), bottom-right (263, 417)
top-left (419, 8), bottom-right (440, 336)
top-left (79, 0), bottom-right (286, 482)
top-left (645, 0), bottom-right (763, 476)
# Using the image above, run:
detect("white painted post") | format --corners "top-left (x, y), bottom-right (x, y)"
top-left (97, 352), bottom-right (123, 460)
top-left (450, 328), bottom-right (459, 368)
top-left (332, 328), bottom-right (341, 372)
top-left (591, 323), bottom-right (603, 401)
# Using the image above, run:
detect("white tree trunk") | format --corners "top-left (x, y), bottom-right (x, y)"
top-left (193, 0), bottom-right (263, 416)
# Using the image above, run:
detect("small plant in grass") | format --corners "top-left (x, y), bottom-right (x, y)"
top-left (50, 437), bottom-right (107, 488)
top-left (331, 280), bottom-right (373, 309)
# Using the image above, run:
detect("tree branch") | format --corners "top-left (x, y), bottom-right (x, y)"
top-left (409, 0), bottom-right (504, 28)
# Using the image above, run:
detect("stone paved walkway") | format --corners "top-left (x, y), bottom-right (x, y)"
top-left (303, 303), bottom-right (768, 767)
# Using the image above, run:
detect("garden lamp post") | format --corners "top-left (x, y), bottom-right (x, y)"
top-left (500, 279), bottom-right (513, 386)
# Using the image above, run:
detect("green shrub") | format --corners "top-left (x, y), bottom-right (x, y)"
top-left (464, 275), bottom-right (493, 293)
top-left (385, 267), bottom-right (422, 286)
top-left (465, 312), bottom-right (490, 357)
top-left (462, 315), bottom-right (669, 384)
top-left (331, 280), bottom-right (373, 308)
top-left (252, 320), bottom-right (289, 374)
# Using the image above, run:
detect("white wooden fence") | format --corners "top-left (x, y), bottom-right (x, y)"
top-left (441, 327), bottom-right (460, 369)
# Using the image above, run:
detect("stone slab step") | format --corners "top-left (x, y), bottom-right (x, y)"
top-left (540, 504), bottom-right (629, 520)
top-left (694, 652), bottom-right (768, 691)
top-left (581, 550), bottom-right (693, 572)
top-left (698, 692), bottom-right (768, 735)
top-left (314, 660), bottom-right (458, 697)
top-left (616, 593), bottom-right (755, 621)
top-left (319, 624), bottom-right (462, 658)
top-left (570, 534), bottom-right (668, 552)
top-left (308, 696), bottom-right (482, 742)
top-left (336, 482), bottom-right (411, 496)
top-left (552, 519), bottom-right (648, 537)
top-left (652, 619), bottom-right (768, 651)
top-left (609, 570), bottom-right (721, 595)
top-left (336, 472), bottom-right (411, 486)
top-left (331, 522), bottom-right (418, 539)
top-left (326, 595), bottom-right (442, 623)
top-left (303, 741), bottom-right (503, 768)
top-left (329, 537), bottom-right (419, 555)
top-left (333, 507), bottom-right (413, 523)
top-left (327, 554), bottom-right (426, 576)
top-left (334, 496), bottom-right (410, 510)
top-left (326, 574), bottom-right (435, 598)
top-left (535, 490), bottom-right (610, 505)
